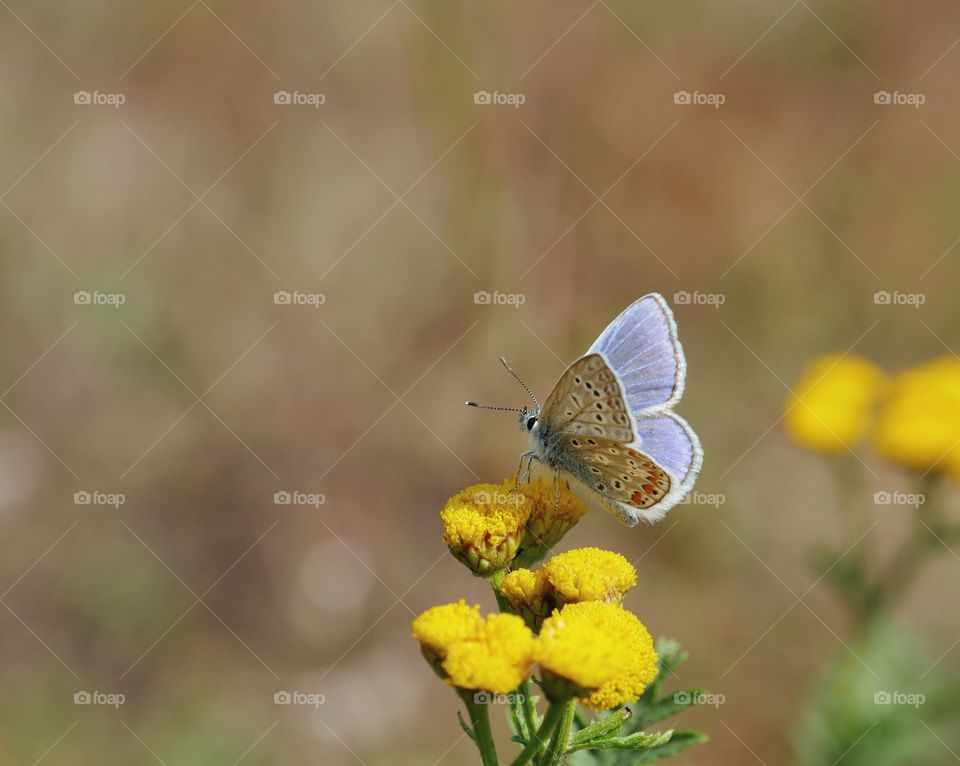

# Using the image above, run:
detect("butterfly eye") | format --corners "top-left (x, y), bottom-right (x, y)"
top-left (526, 416), bottom-right (538, 431)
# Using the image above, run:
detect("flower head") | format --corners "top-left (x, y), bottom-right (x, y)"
top-left (541, 547), bottom-right (637, 605)
top-left (500, 548), bottom-right (638, 631)
top-left (411, 600), bottom-right (483, 678)
top-left (784, 354), bottom-right (887, 454)
top-left (441, 481), bottom-right (532, 576)
top-left (411, 602), bottom-right (534, 693)
top-left (442, 613), bottom-right (534, 694)
top-left (873, 357), bottom-right (960, 478)
top-left (513, 477), bottom-right (589, 568)
top-left (534, 601), bottom-right (658, 710)
top-left (500, 567), bottom-right (551, 629)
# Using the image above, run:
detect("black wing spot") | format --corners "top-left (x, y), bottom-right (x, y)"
top-left (614, 480), bottom-right (622, 489)
top-left (587, 439), bottom-right (597, 446)
top-left (596, 483), bottom-right (606, 491)
top-left (595, 414), bottom-right (604, 422)
top-left (574, 376), bottom-right (582, 384)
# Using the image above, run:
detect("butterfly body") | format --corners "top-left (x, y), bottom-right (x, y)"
top-left (470, 294), bottom-right (702, 526)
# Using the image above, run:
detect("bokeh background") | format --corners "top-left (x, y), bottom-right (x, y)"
top-left (1, 2), bottom-right (959, 764)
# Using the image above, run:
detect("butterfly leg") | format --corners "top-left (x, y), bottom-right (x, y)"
top-left (513, 451), bottom-right (535, 489)
top-left (553, 469), bottom-right (561, 511)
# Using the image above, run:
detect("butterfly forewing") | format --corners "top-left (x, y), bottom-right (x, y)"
top-left (540, 354), bottom-right (635, 443)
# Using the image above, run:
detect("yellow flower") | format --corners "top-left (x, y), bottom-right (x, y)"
top-left (873, 357), bottom-right (960, 477)
top-left (411, 600), bottom-right (483, 679)
top-left (784, 354), bottom-right (887, 453)
top-left (541, 547), bottom-right (637, 605)
top-left (534, 601), bottom-right (658, 710)
top-left (513, 477), bottom-right (589, 568)
top-left (411, 603), bottom-right (535, 693)
top-left (501, 548), bottom-right (638, 631)
top-left (442, 614), bottom-right (535, 694)
top-left (441, 481), bottom-right (532, 576)
top-left (500, 568), bottom-right (551, 629)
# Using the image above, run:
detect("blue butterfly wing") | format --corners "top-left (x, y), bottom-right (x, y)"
top-left (635, 411), bottom-right (701, 496)
top-left (587, 293), bottom-right (685, 413)
top-left (587, 293), bottom-right (702, 523)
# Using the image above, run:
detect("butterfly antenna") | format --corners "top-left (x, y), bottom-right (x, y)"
top-left (499, 356), bottom-right (540, 410)
top-left (465, 401), bottom-right (523, 412)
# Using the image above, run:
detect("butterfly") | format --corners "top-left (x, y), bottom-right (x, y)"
top-left (467, 293), bottom-right (702, 526)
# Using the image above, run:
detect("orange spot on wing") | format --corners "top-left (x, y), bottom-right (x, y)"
top-left (630, 490), bottom-right (646, 505)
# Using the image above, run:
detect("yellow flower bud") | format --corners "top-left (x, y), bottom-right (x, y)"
top-left (441, 481), bottom-right (532, 576)
top-left (513, 477), bottom-right (589, 568)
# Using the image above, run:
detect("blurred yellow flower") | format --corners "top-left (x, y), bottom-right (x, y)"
top-left (534, 601), bottom-right (658, 710)
top-left (411, 602), bottom-right (534, 693)
top-left (513, 476), bottom-right (589, 568)
top-left (873, 357), bottom-right (960, 478)
top-left (784, 354), bottom-right (887, 453)
top-left (441, 481), bottom-right (532, 576)
top-left (442, 613), bottom-right (535, 694)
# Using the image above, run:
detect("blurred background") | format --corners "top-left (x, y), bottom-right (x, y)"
top-left (1, 1), bottom-right (959, 764)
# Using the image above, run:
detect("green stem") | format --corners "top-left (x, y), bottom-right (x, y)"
top-left (859, 475), bottom-right (946, 627)
top-left (510, 701), bottom-right (567, 766)
top-left (516, 679), bottom-right (539, 741)
top-left (462, 693), bottom-right (500, 766)
top-left (541, 699), bottom-right (577, 766)
top-left (489, 570), bottom-right (512, 613)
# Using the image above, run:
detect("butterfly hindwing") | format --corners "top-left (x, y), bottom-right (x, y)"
top-left (559, 434), bottom-right (671, 510)
top-left (539, 353), bottom-right (635, 444)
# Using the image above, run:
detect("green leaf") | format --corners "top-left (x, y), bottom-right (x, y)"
top-left (640, 638), bottom-right (688, 706)
top-left (633, 690), bottom-right (708, 728)
top-left (457, 710), bottom-right (476, 743)
top-left (570, 730), bottom-right (673, 753)
top-left (619, 730), bottom-right (708, 764)
top-left (572, 708), bottom-right (634, 745)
